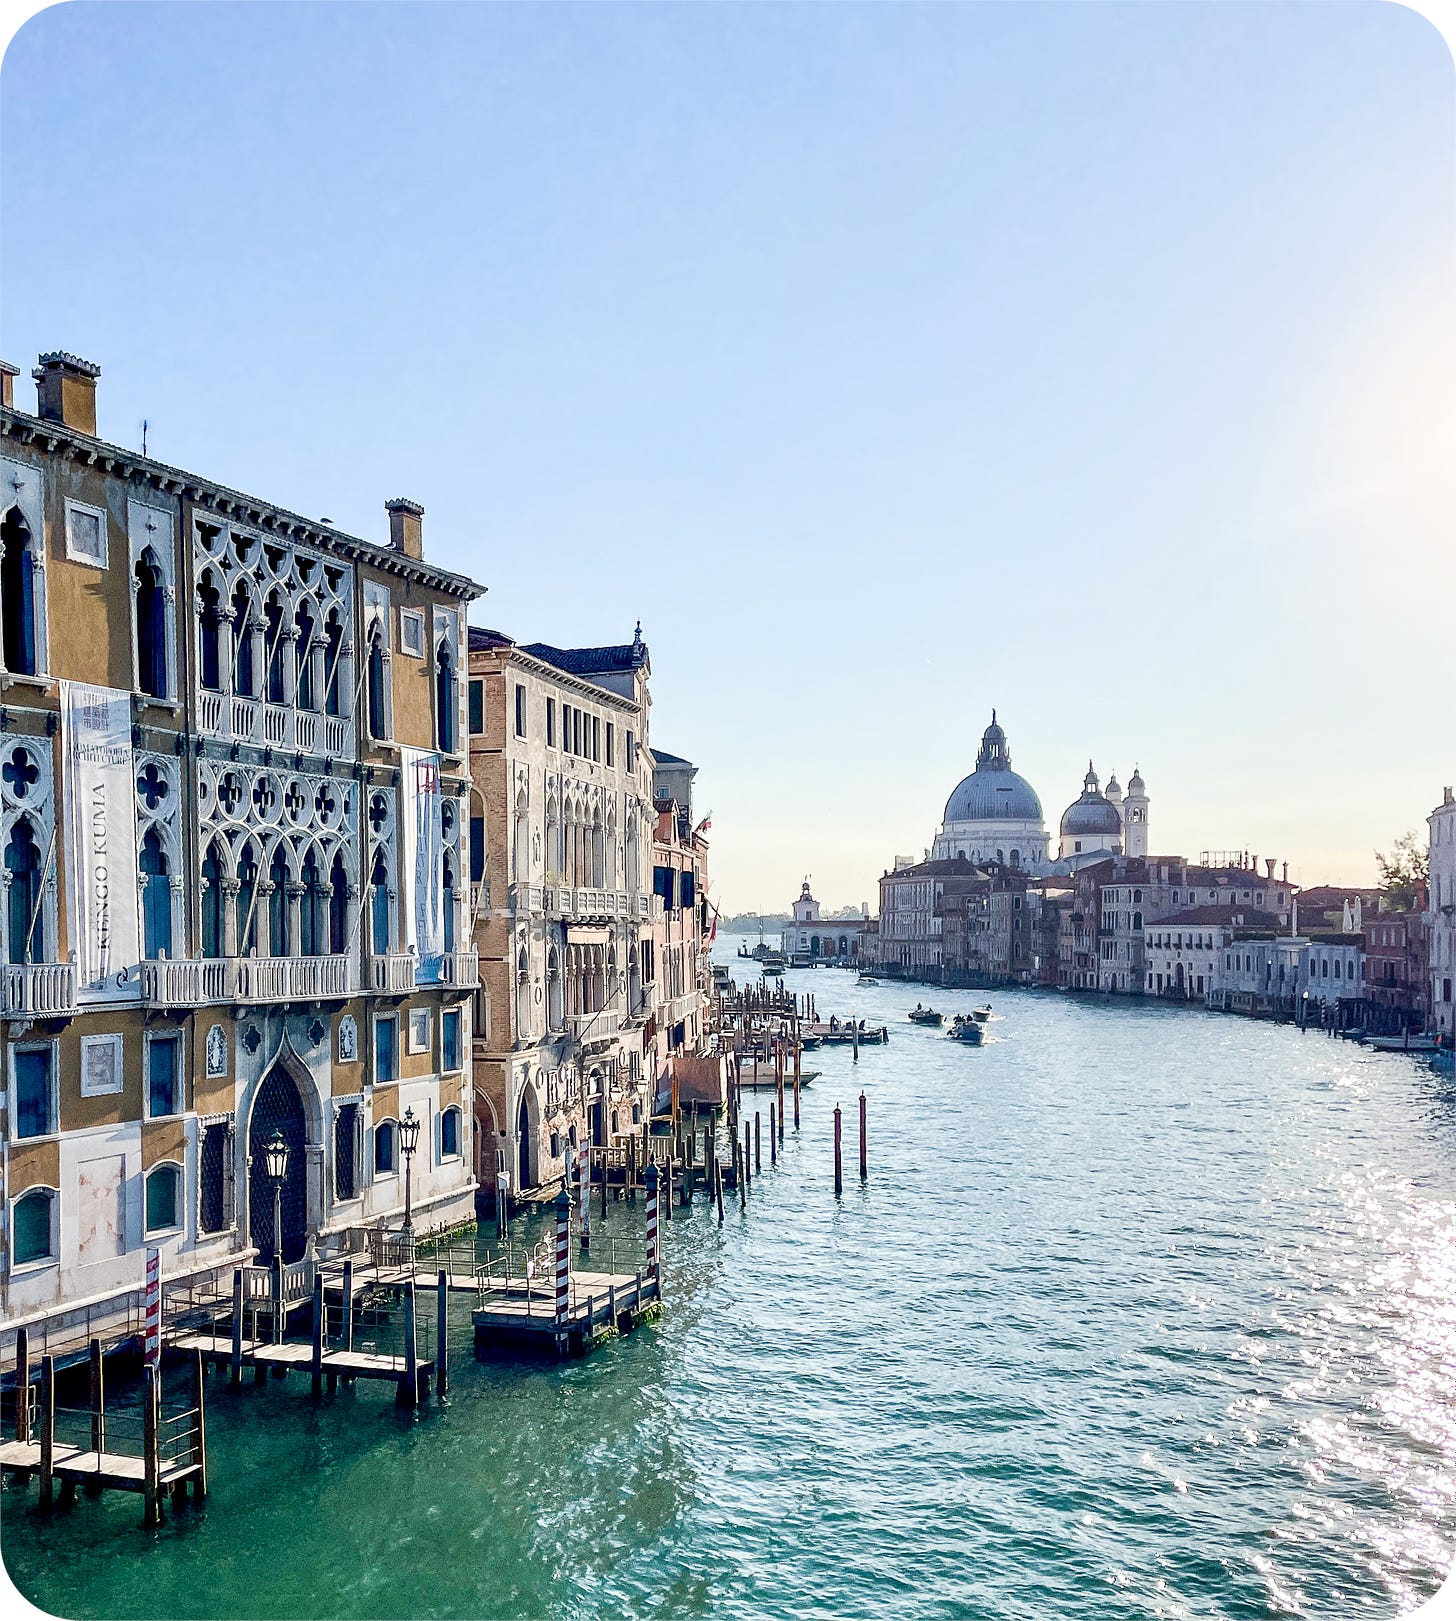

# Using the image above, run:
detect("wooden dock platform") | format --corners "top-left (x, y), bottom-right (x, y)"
top-left (473, 1268), bottom-right (658, 1357)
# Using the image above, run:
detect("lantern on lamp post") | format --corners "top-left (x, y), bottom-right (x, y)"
top-left (399, 1106), bottom-right (421, 1233)
top-left (263, 1129), bottom-right (290, 1264)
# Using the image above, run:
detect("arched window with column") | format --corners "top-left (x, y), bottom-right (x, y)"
top-left (323, 610), bottom-right (345, 716)
top-left (300, 849), bottom-right (323, 956)
top-left (443, 851), bottom-right (457, 953)
top-left (264, 591), bottom-right (287, 704)
top-left (201, 841), bottom-right (225, 959)
top-left (198, 571), bottom-right (223, 693)
top-left (236, 843), bottom-right (259, 957)
top-left (329, 851), bottom-right (350, 953)
top-left (5, 816), bottom-right (45, 964)
top-left (140, 828), bottom-right (173, 959)
top-left (436, 642), bottom-right (457, 753)
top-left (370, 849), bottom-right (391, 954)
top-left (231, 582), bottom-right (257, 697)
top-left (268, 848), bottom-right (289, 957)
top-left (366, 629), bottom-right (387, 740)
top-left (1, 507), bottom-right (39, 676)
top-left (134, 550), bottom-right (168, 698)
top-left (294, 601), bottom-right (317, 711)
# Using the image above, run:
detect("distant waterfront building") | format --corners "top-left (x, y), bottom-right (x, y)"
top-left (781, 879), bottom-right (870, 964)
top-left (650, 750), bottom-right (714, 1088)
top-left (1056, 764), bottom-right (1150, 868)
top-left (1429, 788), bottom-right (1455, 1038)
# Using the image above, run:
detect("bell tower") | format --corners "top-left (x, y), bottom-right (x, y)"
top-left (1123, 767), bottom-right (1149, 858)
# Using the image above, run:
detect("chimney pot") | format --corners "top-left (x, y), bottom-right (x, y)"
top-left (0, 361), bottom-right (18, 411)
top-left (32, 351), bottom-right (101, 435)
top-left (385, 498), bottom-right (424, 559)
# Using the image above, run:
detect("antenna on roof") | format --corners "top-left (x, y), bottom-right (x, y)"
top-left (141, 419), bottom-right (148, 456)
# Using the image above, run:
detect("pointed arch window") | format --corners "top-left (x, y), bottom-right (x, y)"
top-left (140, 829), bottom-right (173, 959)
top-left (236, 845), bottom-right (259, 957)
top-left (198, 574), bottom-right (223, 692)
top-left (442, 851), bottom-right (457, 952)
top-left (231, 584), bottom-right (256, 697)
top-left (367, 630), bottom-right (388, 740)
top-left (268, 849), bottom-right (289, 957)
top-left (300, 850), bottom-right (322, 957)
top-left (201, 842), bottom-right (224, 959)
top-left (1, 508), bottom-right (38, 677)
top-left (295, 601), bottom-right (317, 711)
top-left (329, 851), bottom-right (349, 954)
top-left (5, 817), bottom-right (44, 964)
top-left (370, 849), bottom-right (390, 953)
top-left (324, 611), bottom-right (344, 717)
top-left (435, 642), bottom-right (457, 753)
top-left (264, 592), bottom-right (286, 704)
top-left (134, 550), bottom-right (168, 698)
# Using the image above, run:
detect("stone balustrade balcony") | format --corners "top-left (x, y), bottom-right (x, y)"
top-left (1, 961), bottom-right (79, 1018)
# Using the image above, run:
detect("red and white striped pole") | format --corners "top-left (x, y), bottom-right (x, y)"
top-left (644, 1162), bottom-right (660, 1282)
top-left (144, 1247), bottom-right (161, 1367)
top-left (553, 1189), bottom-right (571, 1328)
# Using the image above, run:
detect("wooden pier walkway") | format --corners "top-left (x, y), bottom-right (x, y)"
top-left (473, 1267), bottom-right (658, 1356)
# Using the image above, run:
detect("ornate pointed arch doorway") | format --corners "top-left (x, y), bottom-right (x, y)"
top-left (248, 1065), bottom-right (309, 1263)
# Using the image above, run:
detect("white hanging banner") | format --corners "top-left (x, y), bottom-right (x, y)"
top-left (62, 681), bottom-right (141, 1002)
top-left (400, 746), bottom-right (444, 979)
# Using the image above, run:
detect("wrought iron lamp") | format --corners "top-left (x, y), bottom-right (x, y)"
top-left (399, 1106), bottom-right (421, 1233)
top-left (264, 1129), bottom-right (289, 1263)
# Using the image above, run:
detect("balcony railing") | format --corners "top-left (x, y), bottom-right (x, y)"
top-left (195, 689), bottom-right (355, 760)
top-left (566, 1009), bottom-right (620, 1048)
top-left (370, 953), bottom-right (417, 993)
top-left (510, 883), bottom-right (545, 916)
top-left (437, 949), bottom-right (480, 988)
top-left (1, 962), bottom-right (79, 1018)
top-left (140, 955), bottom-right (355, 1006)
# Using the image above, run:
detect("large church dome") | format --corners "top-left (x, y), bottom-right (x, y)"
top-left (942, 714), bottom-right (1044, 824)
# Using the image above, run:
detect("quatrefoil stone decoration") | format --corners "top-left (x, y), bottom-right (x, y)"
top-left (3, 748), bottom-right (39, 799)
top-left (136, 762), bottom-right (168, 811)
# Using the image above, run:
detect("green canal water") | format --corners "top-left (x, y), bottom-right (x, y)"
top-left (4, 942), bottom-right (1455, 1619)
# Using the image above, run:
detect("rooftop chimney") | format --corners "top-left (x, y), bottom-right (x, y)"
top-left (32, 351), bottom-right (100, 435)
top-left (1265, 858), bottom-right (1275, 879)
top-left (385, 498), bottom-right (424, 560)
top-left (0, 361), bottom-right (18, 411)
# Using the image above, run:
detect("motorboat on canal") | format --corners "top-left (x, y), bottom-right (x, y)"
top-left (1368, 1032), bottom-right (1442, 1054)
top-left (857, 973), bottom-right (880, 986)
top-left (908, 1005), bottom-right (944, 1026)
top-left (948, 1015), bottom-right (985, 1045)
top-left (759, 952), bottom-right (789, 976)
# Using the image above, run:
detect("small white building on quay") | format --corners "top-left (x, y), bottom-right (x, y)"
top-left (1430, 787), bottom-right (1455, 1038)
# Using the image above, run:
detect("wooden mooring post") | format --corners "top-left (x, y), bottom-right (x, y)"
top-left (141, 1362), bottom-right (159, 1527)
top-left (754, 1111), bottom-right (762, 1174)
top-left (834, 1104), bottom-right (843, 1197)
top-left (793, 1047), bottom-right (801, 1130)
top-left (191, 1347), bottom-right (208, 1501)
top-left (311, 1273), bottom-right (325, 1399)
top-left (87, 1338), bottom-right (105, 1495)
top-left (398, 1277), bottom-right (419, 1408)
top-left (859, 1091), bottom-right (868, 1180)
top-left (38, 1355), bottom-right (55, 1512)
top-left (770, 1103), bottom-right (777, 1165)
top-left (230, 1268), bottom-right (245, 1386)
top-left (14, 1326), bottom-right (30, 1443)
top-left (436, 1269), bottom-right (449, 1397)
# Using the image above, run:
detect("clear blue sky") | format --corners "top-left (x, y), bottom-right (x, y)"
top-left (3, 2), bottom-right (1451, 913)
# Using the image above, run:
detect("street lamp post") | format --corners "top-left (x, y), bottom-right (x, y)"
top-left (263, 1129), bottom-right (290, 1264)
top-left (399, 1106), bottom-right (421, 1234)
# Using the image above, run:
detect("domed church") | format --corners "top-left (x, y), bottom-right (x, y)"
top-left (1058, 763), bottom-right (1149, 864)
top-left (931, 713), bottom-right (1051, 872)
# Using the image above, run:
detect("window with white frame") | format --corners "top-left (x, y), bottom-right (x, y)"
top-left (442, 1007), bottom-right (462, 1072)
top-left (408, 1006), bottom-right (431, 1054)
top-left (374, 1118), bottom-right (398, 1176)
top-left (145, 1031), bottom-right (183, 1118)
top-left (64, 499), bottom-right (108, 567)
top-left (11, 1042), bottom-right (56, 1139)
top-left (144, 1163), bottom-right (184, 1234)
top-left (399, 608), bottom-right (426, 658)
top-left (80, 1033), bottom-right (124, 1098)
top-left (440, 1106), bottom-right (461, 1161)
top-left (10, 1186), bottom-right (57, 1267)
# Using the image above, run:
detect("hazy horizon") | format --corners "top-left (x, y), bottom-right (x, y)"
top-left (3, 2), bottom-right (1451, 913)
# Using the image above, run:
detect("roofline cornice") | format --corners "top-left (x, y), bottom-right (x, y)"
top-left (1, 406), bottom-right (484, 603)
top-left (475, 644), bottom-right (641, 713)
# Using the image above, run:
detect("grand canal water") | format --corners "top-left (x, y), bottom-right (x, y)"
top-left (4, 942), bottom-right (1455, 1619)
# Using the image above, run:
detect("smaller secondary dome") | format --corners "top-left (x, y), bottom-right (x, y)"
top-left (1060, 762), bottom-right (1123, 839)
top-left (1127, 765), bottom-right (1145, 792)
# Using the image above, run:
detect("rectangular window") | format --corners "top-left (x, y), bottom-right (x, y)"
top-left (514, 684), bottom-right (526, 738)
top-left (148, 1035), bottom-right (181, 1118)
top-left (398, 608), bottom-right (426, 658)
top-left (408, 1006), bottom-right (432, 1054)
top-left (64, 499), bottom-right (108, 567)
top-left (591, 716), bottom-right (600, 761)
top-left (334, 1103), bottom-right (359, 1201)
top-left (375, 1017), bottom-right (397, 1085)
top-left (200, 1122), bottom-right (231, 1232)
top-left (468, 679), bottom-right (484, 734)
top-left (547, 697), bottom-right (556, 747)
top-left (442, 1009), bottom-right (461, 1073)
top-left (681, 870), bottom-right (696, 910)
top-left (13, 1048), bottom-right (54, 1139)
top-left (573, 708), bottom-right (582, 756)
top-left (654, 865), bottom-right (676, 911)
top-left (470, 815), bottom-right (486, 883)
top-left (626, 730), bottom-right (636, 773)
top-left (606, 722), bottom-right (614, 768)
